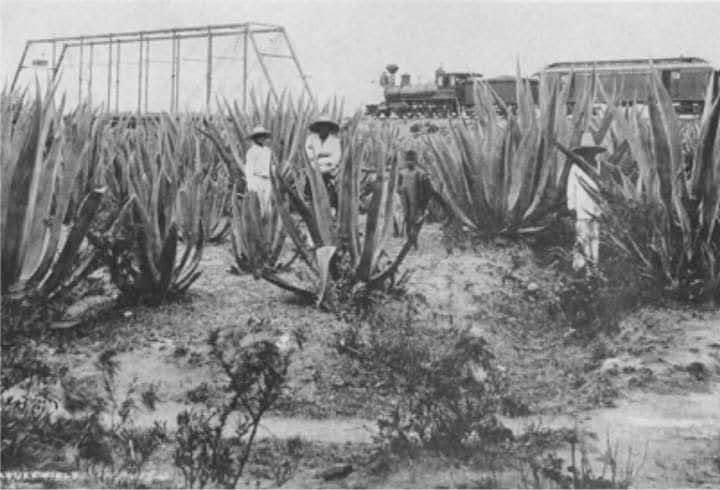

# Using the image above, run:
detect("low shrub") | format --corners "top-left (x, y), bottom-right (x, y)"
top-left (512, 424), bottom-right (646, 489)
top-left (334, 297), bottom-right (515, 459)
top-left (172, 321), bottom-right (294, 488)
top-left (62, 350), bottom-right (168, 486)
top-left (1, 349), bottom-right (167, 488)
top-left (247, 437), bottom-right (305, 487)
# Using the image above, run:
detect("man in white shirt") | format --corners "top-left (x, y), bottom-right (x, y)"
top-left (567, 144), bottom-right (605, 271)
top-left (245, 126), bottom-right (273, 214)
top-left (305, 115), bottom-right (341, 208)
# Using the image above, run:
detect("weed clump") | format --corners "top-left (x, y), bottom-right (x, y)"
top-left (334, 297), bottom-right (515, 459)
top-left (2, 349), bottom-right (167, 487)
top-left (513, 424), bottom-right (646, 489)
top-left (173, 319), bottom-right (294, 488)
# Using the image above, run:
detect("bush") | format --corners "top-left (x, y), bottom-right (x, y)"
top-left (173, 321), bottom-right (294, 488)
top-left (512, 424), bottom-right (645, 489)
top-left (1, 384), bottom-right (64, 470)
top-left (334, 297), bottom-right (515, 458)
top-left (1, 349), bottom-right (167, 487)
top-left (62, 350), bottom-right (168, 486)
top-left (247, 437), bottom-right (305, 487)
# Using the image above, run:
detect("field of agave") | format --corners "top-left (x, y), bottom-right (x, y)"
top-left (2, 68), bottom-right (719, 327)
top-left (1, 69), bottom-right (719, 487)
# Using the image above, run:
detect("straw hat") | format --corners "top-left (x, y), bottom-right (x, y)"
top-left (249, 125), bottom-right (271, 139)
top-left (570, 145), bottom-right (606, 167)
top-left (309, 115), bottom-right (339, 133)
top-left (404, 150), bottom-right (418, 164)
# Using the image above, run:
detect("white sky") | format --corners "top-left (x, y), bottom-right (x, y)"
top-left (2, 0), bottom-right (720, 111)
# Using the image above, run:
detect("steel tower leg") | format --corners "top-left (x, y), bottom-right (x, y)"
top-left (88, 44), bottom-right (93, 106)
top-left (250, 32), bottom-right (279, 104)
top-left (78, 38), bottom-right (84, 103)
top-left (243, 29), bottom-right (248, 111)
top-left (206, 27), bottom-right (213, 113)
top-left (115, 40), bottom-right (121, 112)
top-left (281, 28), bottom-right (314, 104)
top-left (170, 33), bottom-right (176, 113)
top-left (175, 35), bottom-right (181, 113)
top-left (10, 43), bottom-right (30, 91)
top-left (144, 39), bottom-right (150, 112)
top-left (137, 34), bottom-right (143, 113)
top-left (107, 37), bottom-right (113, 112)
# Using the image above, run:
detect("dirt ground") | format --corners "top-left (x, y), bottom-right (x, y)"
top-left (24, 224), bottom-right (720, 488)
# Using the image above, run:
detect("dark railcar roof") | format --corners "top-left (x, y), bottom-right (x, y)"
top-left (442, 71), bottom-right (483, 77)
top-left (544, 57), bottom-right (712, 72)
top-left (484, 75), bottom-right (539, 83)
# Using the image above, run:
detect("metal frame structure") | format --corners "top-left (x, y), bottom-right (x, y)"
top-left (10, 22), bottom-right (314, 113)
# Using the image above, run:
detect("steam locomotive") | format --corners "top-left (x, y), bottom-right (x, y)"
top-left (367, 57), bottom-right (719, 118)
top-left (365, 64), bottom-right (539, 118)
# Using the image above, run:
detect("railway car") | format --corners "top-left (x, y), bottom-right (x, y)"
top-left (482, 75), bottom-right (540, 110)
top-left (542, 57), bottom-right (719, 115)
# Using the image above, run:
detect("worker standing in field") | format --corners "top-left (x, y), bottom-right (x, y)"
top-left (245, 126), bottom-right (274, 214)
top-left (567, 142), bottom-right (605, 271)
top-left (305, 115), bottom-right (342, 208)
top-left (397, 150), bottom-right (434, 248)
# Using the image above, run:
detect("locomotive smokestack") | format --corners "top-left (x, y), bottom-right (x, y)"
top-left (386, 64), bottom-right (399, 87)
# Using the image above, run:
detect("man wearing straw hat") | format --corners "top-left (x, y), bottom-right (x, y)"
top-left (567, 136), bottom-right (605, 271)
top-left (245, 125), bottom-right (274, 214)
top-left (305, 114), bottom-right (342, 208)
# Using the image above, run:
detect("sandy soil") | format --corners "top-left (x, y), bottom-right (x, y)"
top-left (30, 224), bottom-right (720, 488)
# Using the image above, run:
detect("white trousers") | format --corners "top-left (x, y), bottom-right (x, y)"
top-left (247, 176), bottom-right (272, 215)
top-left (574, 218), bottom-right (599, 270)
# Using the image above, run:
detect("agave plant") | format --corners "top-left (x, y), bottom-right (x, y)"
top-left (425, 70), bottom-right (597, 237)
top-left (228, 188), bottom-right (288, 279)
top-left (585, 71), bottom-right (720, 300)
top-left (94, 116), bottom-right (205, 304)
top-left (236, 114), bottom-right (428, 307)
top-left (1, 87), bottom-right (105, 328)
